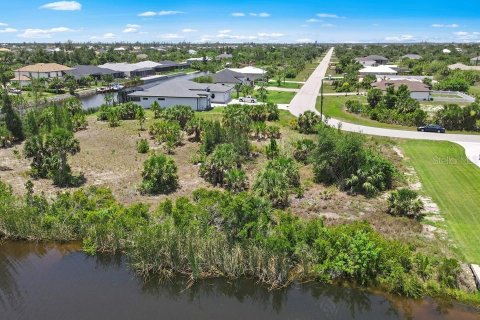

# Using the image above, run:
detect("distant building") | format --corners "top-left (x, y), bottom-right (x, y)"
top-left (98, 61), bottom-right (160, 77)
top-left (216, 53), bottom-right (233, 60)
top-left (188, 49), bottom-right (197, 55)
top-left (186, 57), bottom-right (212, 64)
top-left (371, 79), bottom-right (431, 101)
top-left (128, 80), bottom-right (233, 110)
top-left (66, 65), bottom-right (124, 80)
top-left (355, 55), bottom-right (389, 66)
top-left (442, 49), bottom-right (451, 54)
top-left (402, 54), bottom-right (422, 60)
top-left (14, 63), bottom-right (72, 80)
top-left (470, 57), bottom-right (480, 65)
top-left (448, 63), bottom-right (480, 71)
top-left (359, 65), bottom-right (397, 76)
top-left (228, 66), bottom-right (266, 81)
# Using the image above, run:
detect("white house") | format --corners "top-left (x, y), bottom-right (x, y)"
top-left (228, 66), bottom-right (266, 81)
top-left (98, 61), bottom-right (161, 77)
top-left (359, 65), bottom-right (398, 76)
top-left (371, 79), bottom-right (431, 101)
top-left (128, 80), bottom-right (233, 110)
top-left (14, 63), bottom-right (72, 80)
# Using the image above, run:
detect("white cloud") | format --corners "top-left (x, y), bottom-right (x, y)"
top-left (182, 28), bottom-right (198, 33)
top-left (257, 32), bottom-right (284, 37)
top-left (158, 10), bottom-right (183, 16)
top-left (218, 29), bottom-right (231, 34)
top-left (159, 33), bottom-right (184, 39)
top-left (297, 38), bottom-right (313, 43)
top-left (126, 24), bottom-right (140, 28)
top-left (317, 13), bottom-right (340, 18)
top-left (0, 28), bottom-right (17, 33)
top-left (249, 12), bottom-right (270, 17)
top-left (138, 10), bottom-right (183, 17)
top-left (454, 31), bottom-right (469, 36)
top-left (18, 27), bottom-right (74, 38)
top-left (90, 32), bottom-right (116, 40)
top-left (138, 11), bottom-right (156, 17)
top-left (123, 27), bottom-right (138, 33)
top-left (385, 34), bottom-right (415, 42)
top-left (321, 23), bottom-right (336, 28)
top-left (453, 31), bottom-right (480, 41)
top-left (306, 18), bottom-right (321, 23)
top-left (0, 23), bottom-right (8, 26)
top-left (40, 1), bottom-right (81, 11)
top-left (432, 23), bottom-right (459, 28)
top-left (216, 33), bottom-right (258, 41)
top-left (232, 12), bottom-right (245, 17)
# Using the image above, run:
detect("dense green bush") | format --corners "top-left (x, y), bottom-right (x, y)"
top-left (149, 120), bottom-right (182, 153)
top-left (387, 188), bottom-right (424, 218)
top-left (159, 105), bottom-right (195, 129)
top-left (434, 103), bottom-right (480, 131)
top-left (139, 154), bottom-right (178, 195)
top-left (312, 125), bottom-right (394, 197)
top-left (345, 100), bottom-right (363, 113)
top-left (297, 111), bottom-right (321, 134)
top-left (293, 138), bottom-right (315, 163)
top-left (200, 143), bottom-right (240, 186)
top-left (136, 138), bottom-right (150, 154)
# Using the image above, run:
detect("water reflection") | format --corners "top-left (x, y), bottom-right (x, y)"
top-left (0, 242), bottom-right (478, 320)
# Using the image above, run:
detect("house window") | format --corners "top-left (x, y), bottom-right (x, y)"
top-left (157, 98), bottom-right (165, 101)
top-left (142, 97), bottom-right (148, 101)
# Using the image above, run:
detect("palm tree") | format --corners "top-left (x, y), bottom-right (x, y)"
top-left (234, 83), bottom-right (242, 98)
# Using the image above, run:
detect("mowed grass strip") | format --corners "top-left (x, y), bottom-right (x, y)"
top-left (401, 140), bottom-right (480, 263)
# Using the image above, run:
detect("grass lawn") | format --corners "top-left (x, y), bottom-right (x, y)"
top-left (254, 90), bottom-right (296, 104)
top-left (293, 61), bottom-right (319, 82)
top-left (264, 80), bottom-right (302, 89)
top-left (401, 140), bottom-right (480, 263)
top-left (317, 96), bottom-right (416, 131)
top-left (469, 85), bottom-right (480, 97)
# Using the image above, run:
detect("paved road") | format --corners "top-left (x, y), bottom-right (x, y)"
top-left (288, 47), bottom-right (334, 116)
top-left (282, 47), bottom-right (480, 167)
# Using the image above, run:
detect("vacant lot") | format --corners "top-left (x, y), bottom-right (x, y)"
top-left (402, 140), bottom-right (480, 263)
top-left (293, 61), bottom-right (320, 81)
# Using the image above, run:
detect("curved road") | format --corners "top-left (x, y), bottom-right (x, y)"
top-left (285, 47), bottom-right (480, 167)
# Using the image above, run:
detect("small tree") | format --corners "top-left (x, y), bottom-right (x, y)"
top-left (265, 138), bottom-right (279, 159)
top-left (139, 154), bottom-right (178, 195)
top-left (107, 107), bottom-right (120, 127)
top-left (160, 105), bottom-right (195, 129)
top-left (367, 88), bottom-right (383, 108)
top-left (150, 100), bottom-right (162, 119)
top-left (387, 188), bottom-right (424, 218)
top-left (136, 107), bottom-right (146, 131)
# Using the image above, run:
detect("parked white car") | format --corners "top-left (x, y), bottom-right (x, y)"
top-left (239, 95), bottom-right (257, 103)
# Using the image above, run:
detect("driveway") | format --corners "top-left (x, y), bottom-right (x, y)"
top-left (282, 47), bottom-right (480, 167)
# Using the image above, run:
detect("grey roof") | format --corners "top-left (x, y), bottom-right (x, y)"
top-left (158, 60), bottom-right (180, 67)
top-left (207, 83), bottom-right (234, 93)
top-left (129, 80), bottom-right (211, 99)
top-left (471, 56), bottom-right (480, 62)
top-left (402, 54), bottom-right (422, 59)
top-left (66, 65), bottom-right (120, 79)
top-left (364, 55), bottom-right (389, 61)
top-left (217, 53), bottom-right (233, 59)
top-left (212, 69), bottom-right (244, 84)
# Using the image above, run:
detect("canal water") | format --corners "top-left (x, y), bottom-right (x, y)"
top-left (0, 242), bottom-right (479, 320)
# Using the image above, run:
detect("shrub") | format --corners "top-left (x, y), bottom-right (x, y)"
top-left (345, 100), bottom-right (363, 113)
top-left (160, 105), bottom-right (195, 129)
top-left (387, 188), bottom-right (424, 218)
top-left (293, 139), bottom-right (315, 163)
top-left (139, 154), bottom-right (178, 195)
top-left (225, 168), bottom-right (249, 193)
top-left (149, 120), bottom-right (182, 153)
top-left (136, 139), bottom-right (150, 154)
top-left (265, 138), bottom-right (279, 159)
top-left (200, 143), bottom-right (240, 186)
top-left (297, 111), bottom-right (321, 134)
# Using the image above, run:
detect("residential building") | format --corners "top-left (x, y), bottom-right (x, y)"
top-left (470, 57), bottom-right (480, 65)
top-left (371, 79), bottom-right (431, 101)
top-left (216, 53), bottom-right (233, 60)
top-left (186, 57), bottom-right (212, 64)
top-left (359, 65), bottom-right (398, 76)
top-left (402, 54), bottom-right (422, 60)
top-left (355, 55), bottom-right (389, 66)
top-left (66, 65), bottom-right (124, 80)
top-left (212, 69), bottom-right (246, 84)
top-left (128, 80), bottom-right (233, 110)
top-left (98, 61), bottom-right (159, 77)
top-left (448, 63), bottom-right (480, 71)
top-left (228, 66), bottom-right (266, 81)
top-left (14, 63), bottom-right (72, 80)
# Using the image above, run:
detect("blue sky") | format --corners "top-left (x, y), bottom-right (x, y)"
top-left (0, 0), bottom-right (479, 43)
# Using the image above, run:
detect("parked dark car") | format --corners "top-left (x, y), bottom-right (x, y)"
top-left (417, 124), bottom-right (446, 133)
